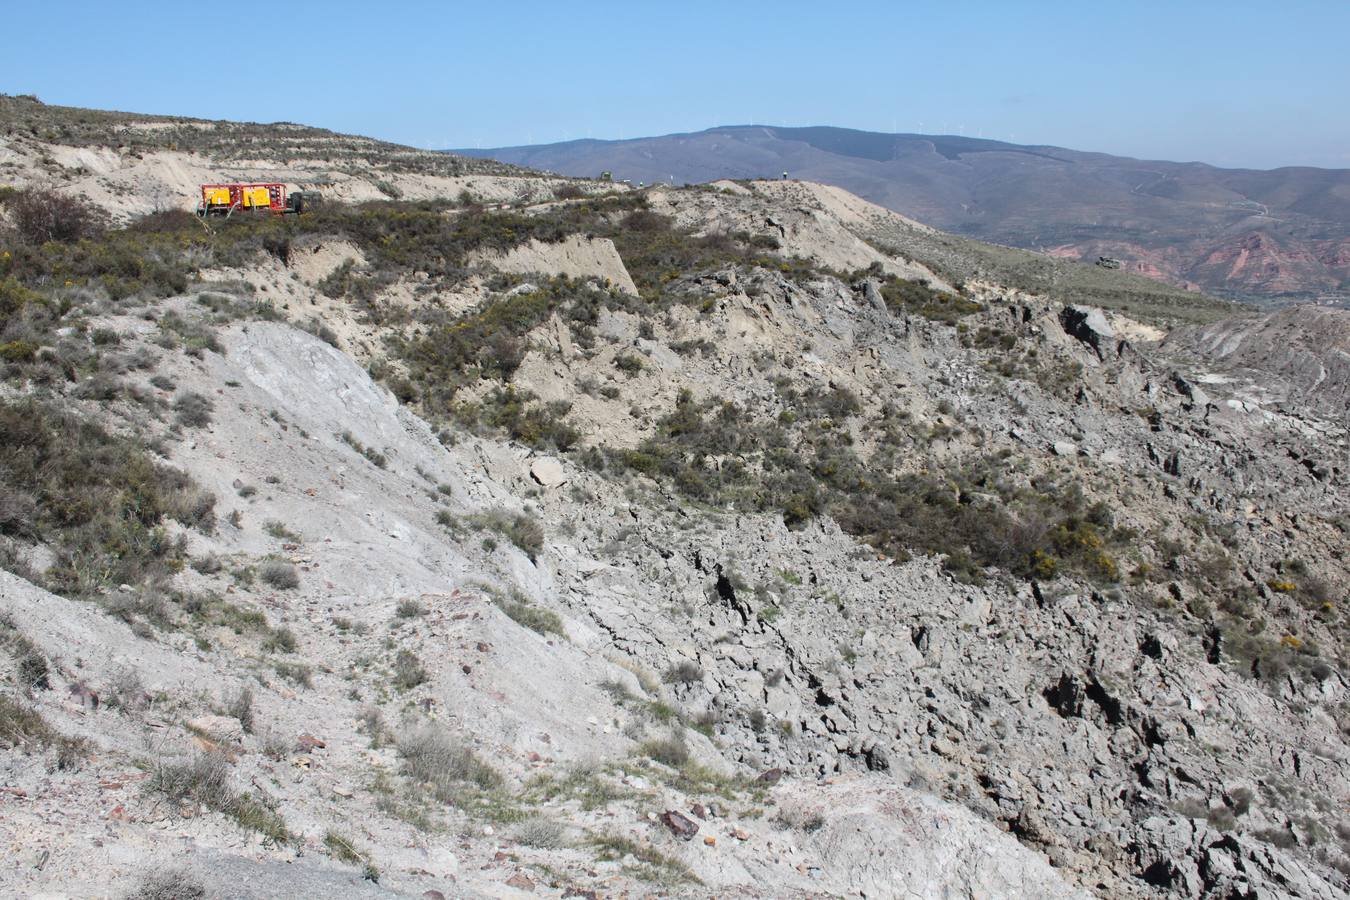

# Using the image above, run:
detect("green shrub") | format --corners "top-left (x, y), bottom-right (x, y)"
top-left (0, 695), bottom-right (87, 767)
top-left (614, 353), bottom-right (645, 375)
top-left (263, 520), bottom-right (300, 541)
top-left (873, 273), bottom-right (981, 323)
top-left (461, 386), bottom-right (580, 452)
top-left (495, 593), bottom-right (564, 637)
top-left (599, 392), bottom-right (1126, 584)
top-left (588, 832), bottom-right (699, 885)
top-left (0, 339), bottom-right (39, 363)
top-left (147, 750), bottom-right (291, 844)
top-left (257, 559), bottom-right (299, 590)
top-left (0, 277), bottom-right (44, 324)
top-left (323, 830), bottom-right (367, 865)
top-left (339, 431), bottom-right (388, 468)
top-left (0, 400), bottom-right (214, 595)
top-left (392, 650), bottom-right (429, 690)
top-left (396, 724), bottom-right (501, 801)
top-left (469, 509), bottom-right (545, 561)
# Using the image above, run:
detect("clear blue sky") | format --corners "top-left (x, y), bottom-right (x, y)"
top-left (4, 1), bottom-right (1347, 169)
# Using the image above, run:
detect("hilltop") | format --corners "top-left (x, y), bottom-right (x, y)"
top-left (0, 94), bottom-right (529, 218)
top-left (1, 100), bottom-right (1348, 899)
top-left (456, 124), bottom-right (1350, 306)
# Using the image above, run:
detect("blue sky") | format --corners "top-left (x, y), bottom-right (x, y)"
top-left (3, 1), bottom-right (1347, 169)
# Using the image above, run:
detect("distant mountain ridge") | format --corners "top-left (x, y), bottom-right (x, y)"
top-left (454, 125), bottom-right (1350, 304)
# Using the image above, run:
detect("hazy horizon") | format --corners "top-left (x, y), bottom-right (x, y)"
top-left (3, 1), bottom-right (1348, 170)
top-left (450, 123), bottom-right (1350, 172)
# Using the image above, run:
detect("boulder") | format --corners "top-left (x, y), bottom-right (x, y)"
top-left (186, 714), bottom-right (244, 744)
top-left (660, 809), bottom-right (700, 841)
top-left (1170, 372), bottom-right (1211, 410)
top-left (529, 457), bottom-right (567, 488)
top-left (862, 279), bottom-right (888, 313)
top-left (1060, 305), bottom-right (1117, 360)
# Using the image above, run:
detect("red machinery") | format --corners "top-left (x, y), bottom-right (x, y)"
top-left (197, 182), bottom-right (287, 217)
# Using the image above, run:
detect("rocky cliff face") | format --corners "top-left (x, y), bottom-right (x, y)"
top-left (1, 106), bottom-right (1348, 899)
top-left (1164, 305), bottom-right (1350, 418)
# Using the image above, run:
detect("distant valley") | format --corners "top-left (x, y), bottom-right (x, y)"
top-left (456, 125), bottom-right (1350, 305)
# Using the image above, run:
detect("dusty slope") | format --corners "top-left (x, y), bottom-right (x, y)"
top-left (1, 319), bottom-right (1089, 899)
top-left (2, 109), bottom-right (1349, 900)
top-left (482, 234), bottom-right (639, 296)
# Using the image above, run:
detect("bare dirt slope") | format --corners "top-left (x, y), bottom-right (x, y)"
top-left (0, 320), bottom-right (1089, 899)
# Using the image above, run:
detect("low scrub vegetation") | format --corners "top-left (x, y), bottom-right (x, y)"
top-left (494, 591), bottom-right (565, 637)
top-left (591, 390), bottom-right (1124, 583)
top-left (588, 832), bottom-right (699, 885)
top-left (858, 266), bottom-right (982, 323)
top-left (147, 750), bottom-right (292, 845)
top-left (467, 508), bottom-right (545, 561)
top-left (514, 816), bottom-right (567, 849)
top-left (0, 694), bottom-right (87, 768)
top-left (172, 392), bottom-right (214, 428)
top-left (0, 400), bottom-right (215, 596)
top-left (257, 559), bottom-right (300, 590)
top-left (391, 650), bottom-right (429, 690)
top-left (0, 614), bottom-right (50, 691)
top-left (396, 723), bottom-right (501, 803)
top-left (122, 866), bottom-right (207, 900)
top-left (323, 829), bottom-right (379, 880)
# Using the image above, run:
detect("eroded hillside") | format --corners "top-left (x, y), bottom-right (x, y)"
top-left (459, 124), bottom-right (1350, 306)
top-left (1, 108), bottom-right (1348, 900)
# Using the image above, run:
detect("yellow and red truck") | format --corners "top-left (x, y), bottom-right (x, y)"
top-left (196, 183), bottom-right (319, 217)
